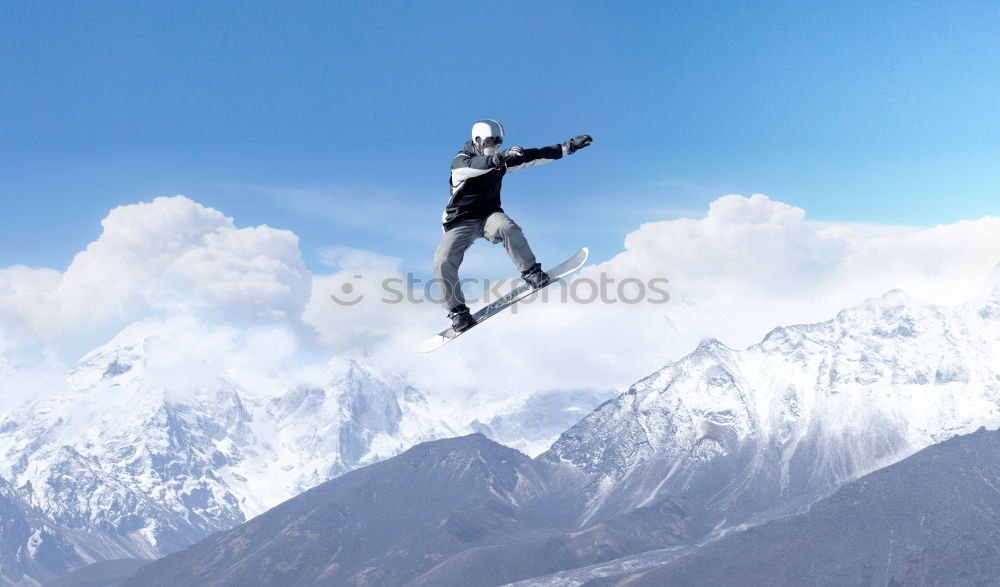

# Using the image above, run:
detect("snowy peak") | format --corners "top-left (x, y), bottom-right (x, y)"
top-left (833, 288), bottom-right (931, 339)
top-left (966, 263), bottom-right (1000, 328)
top-left (258, 350), bottom-right (448, 499)
top-left (0, 320), bottom-right (455, 584)
top-left (322, 351), bottom-right (424, 403)
top-left (542, 284), bottom-right (1000, 526)
top-left (983, 262), bottom-right (1000, 302)
top-left (691, 337), bottom-right (731, 358)
top-left (66, 321), bottom-right (158, 389)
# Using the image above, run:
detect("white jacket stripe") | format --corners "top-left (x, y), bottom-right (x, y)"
top-left (506, 156), bottom-right (558, 173)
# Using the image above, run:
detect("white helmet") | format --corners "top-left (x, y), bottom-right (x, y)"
top-left (471, 119), bottom-right (504, 155)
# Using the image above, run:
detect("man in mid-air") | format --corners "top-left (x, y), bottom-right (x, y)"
top-left (434, 119), bottom-right (592, 332)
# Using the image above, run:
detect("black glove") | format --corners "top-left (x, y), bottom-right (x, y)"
top-left (564, 135), bottom-right (593, 155)
top-left (489, 152), bottom-right (506, 168)
top-left (503, 145), bottom-right (524, 160)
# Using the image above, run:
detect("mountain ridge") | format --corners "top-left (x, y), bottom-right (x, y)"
top-left (539, 286), bottom-right (1000, 530)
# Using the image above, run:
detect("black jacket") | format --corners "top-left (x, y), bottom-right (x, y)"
top-left (443, 140), bottom-right (565, 229)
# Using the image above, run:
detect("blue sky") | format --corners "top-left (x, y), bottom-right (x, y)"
top-left (2, 1), bottom-right (998, 275)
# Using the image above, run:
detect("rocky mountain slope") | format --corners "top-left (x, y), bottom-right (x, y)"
top-left (119, 433), bottom-right (710, 587)
top-left (595, 425), bottom-right (1000, 586)
top-left (0, 476), bottom-right (81, 587)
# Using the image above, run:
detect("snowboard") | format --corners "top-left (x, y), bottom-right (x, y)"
top-left (414, 248), bottom-right (589, 353)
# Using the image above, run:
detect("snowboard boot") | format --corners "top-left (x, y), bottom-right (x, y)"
top-left (448, 304), bottom-right (476, 333)
top-left (521, 263), bottom-right (550, 289)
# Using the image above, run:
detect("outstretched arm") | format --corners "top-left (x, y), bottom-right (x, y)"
top-left (504, 144), bottom-right (562, 173)
top-left (505, 135), bottom-right (593, 173)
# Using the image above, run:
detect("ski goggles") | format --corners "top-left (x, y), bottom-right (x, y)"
top-left (480, 136), bottom-right (503, 147)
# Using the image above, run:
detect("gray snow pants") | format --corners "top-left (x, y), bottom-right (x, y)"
top-left (433, 212), bottom-right (538, 311)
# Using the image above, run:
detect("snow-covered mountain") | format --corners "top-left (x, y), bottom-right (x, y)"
top-left (0, 322), bottom-right (455, 584)
top-left (6, 266), bottom-right (1000, 585)
top-left (469, 388), bottom-right (616, 457)
top-left (102, 273), bottom-right (1000, 586)
top-left (540, 276), bottom-right (1000, 530)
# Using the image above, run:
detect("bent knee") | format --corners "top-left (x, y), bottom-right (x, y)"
top-left (485, 217), bottom-right (522, 242)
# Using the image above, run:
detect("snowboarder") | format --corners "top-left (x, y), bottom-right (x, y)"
top-left (434, 119), bottom-right (592, 332)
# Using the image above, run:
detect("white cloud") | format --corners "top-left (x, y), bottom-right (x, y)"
top-left (0, 196), bottom-right (310, 360)
top-left (328, 194), bottom-right (1000, 403)
top-left (590, 194), bottom-right (1000, 351)
top-left (0, 358), bottom-right (74, 411)
top-left (302, 249), bottom-right (444, 354)
top-left (3, 193), bottom-right (999, 414)
top-left (137, 316), bottom-right (308, 401)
